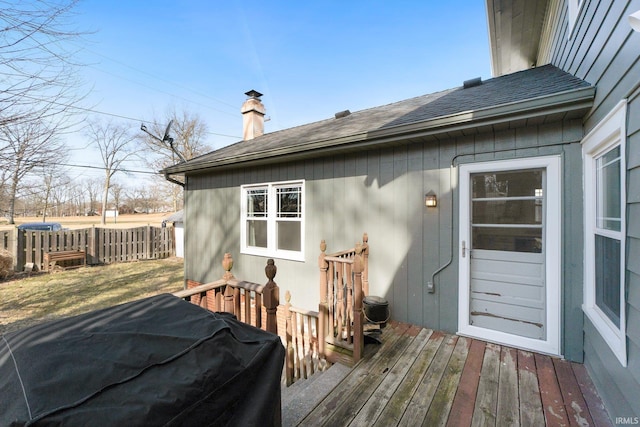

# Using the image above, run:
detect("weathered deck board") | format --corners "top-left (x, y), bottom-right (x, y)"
top-left (373, 331), bottom-right (444, 427)
top-left (571, 363), bottom-right (613, 427)
top-left (518, 350), bottom-right (545, 427)
top-left (553, 358), bottom-right (595, 426)
top-left (349, 328), bottom-right (432, 426)
top-left (536, 353), bottom-right (570, 426)
top-left (295, 323), bottom-right (613, 427)
top-left (471, 342), bottom-right (500, 427)
top-left (497, 346), bottom-right (520, 426)
top-left (399, 334), bottom-right (458, 425)
top-left (446, 339), bottom-right (486, 427)
top-left (422, 336), bottom-right (469, 427)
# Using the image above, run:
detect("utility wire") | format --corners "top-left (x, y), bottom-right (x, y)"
top-left (73, 42), bottom-right (239, 111)
top-left (17, 92), bottom-right (242, 139)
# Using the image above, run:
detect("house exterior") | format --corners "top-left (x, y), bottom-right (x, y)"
top-left (164, 0), bottom-right (640, 421)
top-left (162, 210), bottom-right (184, 258)
top-left (485, 0), bottom-right (640, 420)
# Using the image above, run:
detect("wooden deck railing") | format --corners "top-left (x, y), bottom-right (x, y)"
top-left (318, 233), bottom-right (369, 366)
top-left (284, 291), bottom-right (326, 386)
top-left (173, 253), bottom-right (279, 334)
top-left (174, 254), bottom-right (327, 387)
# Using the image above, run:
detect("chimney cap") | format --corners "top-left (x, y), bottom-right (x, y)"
top-left (245, 89), bottom-right (263, 99)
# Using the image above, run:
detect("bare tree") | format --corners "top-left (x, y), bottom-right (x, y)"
top-left (109, 182), bottom-right (124, 222)
top-left (86, 120), bottom-right (138, 225)
top-left (140, 108), bottom-right (211, 211)
top-left (0, 119), bottom-right (68, 223)
top-left (84, 178), bottom-right (102, 216)
top-left (41, 167), bottom-right (70, 221)
top-left (0, 0), bottom-right (87, 127)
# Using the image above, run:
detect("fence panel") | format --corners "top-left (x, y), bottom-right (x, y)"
top-left (5, 226), bottom-right (175, 272)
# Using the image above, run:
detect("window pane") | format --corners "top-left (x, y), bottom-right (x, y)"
top-left (277, 186), bottom-right (301, 218)
top-left (473, 226), bottom-right (542, 253)
top-left (247, 189), bottom-right (267, 217)
top-left (247, 219), bottom-right (267, 248)
top-left (595, 234), bottom-right (621, 327)
top-left (277, 221), bottom-right (301, 251)
top-left (473, 200), bottom-right (542, 225)
top-left (472, 170), bottom-right (543, 198)
top-left (596, 146), bottom-right (621, 231)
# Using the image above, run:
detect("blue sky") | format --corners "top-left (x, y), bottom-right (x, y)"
top-left (69, 0), bottom-right (492, 180)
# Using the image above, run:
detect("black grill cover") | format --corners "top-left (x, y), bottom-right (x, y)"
top-left (0, 294), bottom-right (285, 426)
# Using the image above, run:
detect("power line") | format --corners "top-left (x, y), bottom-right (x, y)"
top-left (88, 64), bottom-right (239, 118)
top-left (17, 92), bottom-right (242, 139)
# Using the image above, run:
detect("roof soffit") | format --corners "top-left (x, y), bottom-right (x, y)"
top-left (486, 0), bottom-right (550, 76)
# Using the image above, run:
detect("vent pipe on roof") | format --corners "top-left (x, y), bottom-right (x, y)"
top-left (335, 110), bottom-right (351, 119)
top-left (241, 90), bottom-right (266, 140)
top-left (463, 77), bottom-right (482, 89)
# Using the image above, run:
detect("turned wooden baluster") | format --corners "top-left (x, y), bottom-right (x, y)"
top-left (335, 261), bottom-right (344, 339)
top-left (222, 253), bottom-right (235, 315)
top-left (318, 240), bottom-right (328, 359)
top-left (353, 246), bottom-right (364, 363)
top-left (361, 233), bottom-right (369, 296)
top-left (263, 259), bottom-right (279, 334)
top-left (328, 257), bottom-right (335, 337)
top-left (285, 291), bottom-right (294, 386)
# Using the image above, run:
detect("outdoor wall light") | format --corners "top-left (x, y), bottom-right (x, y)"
top-left (425, 191), bottom-right (437, 208)
top-left (630, 10), bottom-right (640, 32)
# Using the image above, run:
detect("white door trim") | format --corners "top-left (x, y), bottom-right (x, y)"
top-left (458, 156), bottom-right (562, 356)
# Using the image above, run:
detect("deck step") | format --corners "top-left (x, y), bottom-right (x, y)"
top-left (282, 362), bottom-right (351, 427)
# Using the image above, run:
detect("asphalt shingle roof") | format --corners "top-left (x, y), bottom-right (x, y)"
top-left (166, 65), bottom-right (591, 173)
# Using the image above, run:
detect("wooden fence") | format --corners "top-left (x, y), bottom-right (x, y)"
top-left (1, 226), bottom-right (174, 272)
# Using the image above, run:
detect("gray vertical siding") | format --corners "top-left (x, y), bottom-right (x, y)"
top-left (539, 0), bottom-right (640, 418)
top-left (184, 119), bottom-right (585, 359)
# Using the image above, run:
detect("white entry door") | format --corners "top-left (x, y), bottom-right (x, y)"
top-left (458, 156), bottom-right (561, 356)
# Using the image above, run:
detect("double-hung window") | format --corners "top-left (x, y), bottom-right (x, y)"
top-left (582, 100), bottom-right (627, 366)
top-left (241, 180), bottom-right (304, 261)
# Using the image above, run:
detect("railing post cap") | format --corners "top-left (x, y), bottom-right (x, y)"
top-left (265, 258), bottom-right (277, 281)
top-left (222, 253), bottom-right (234, 280)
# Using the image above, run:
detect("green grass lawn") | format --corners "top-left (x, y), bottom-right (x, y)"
top-left (0, 257), bottom-right (184, 334)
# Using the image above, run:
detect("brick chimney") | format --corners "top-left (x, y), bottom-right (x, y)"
top-left (241, 90), bottom-right (265, 140)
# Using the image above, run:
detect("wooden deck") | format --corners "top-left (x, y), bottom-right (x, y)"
top-left (298, 321), bottom-right (613, 426)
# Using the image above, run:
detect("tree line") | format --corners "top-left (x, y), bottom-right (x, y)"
top-left (0, 1), bottom-right (212, 225)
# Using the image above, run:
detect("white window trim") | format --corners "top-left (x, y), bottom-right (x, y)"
top-left (582, 100), bottom-right (627, 367)
top-left (240, 180), bottom-right (305, 262)
top-left (567, 0), bottom-right (584, 38)
top-left (458, 156), bottom-right (562, 356)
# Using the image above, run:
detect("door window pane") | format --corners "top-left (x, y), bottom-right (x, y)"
top-left (471, 168), bottom-right (544, 253)
top-left (473, 227), bottom-right (542, 253)
top-left (473, 200), bottom-right (542, 225)
top-left (472, 170), bottom-right (542, 198)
